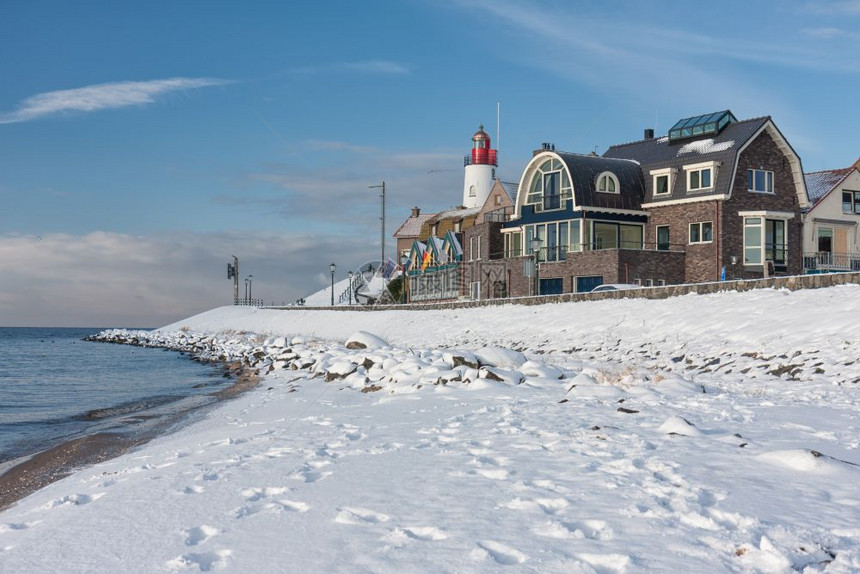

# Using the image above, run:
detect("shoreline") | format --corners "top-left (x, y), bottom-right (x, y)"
top-left (0, 361), bottom-right (259, 512)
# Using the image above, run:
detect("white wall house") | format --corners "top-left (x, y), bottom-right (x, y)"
top-left (803, 161), bottom-right (860, 272)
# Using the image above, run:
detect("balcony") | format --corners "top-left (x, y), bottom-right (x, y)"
top-left (803, 251), bottom-right (860, 273)
top-left (499, 241), bottom-right (685, 262)
top-left (483, 207), bottom-right (511, 223)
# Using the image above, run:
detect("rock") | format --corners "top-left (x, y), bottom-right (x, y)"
top-left (345, 331), bottom-right (389, 350)
top-left (443, 351), bottom-right (479, 369)
top-left (474, 346), bottom-right (527, 368)
top-left (657, 416), bottom-right (703, 436)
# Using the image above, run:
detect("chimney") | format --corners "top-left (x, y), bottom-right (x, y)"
top-left (644, 128), bottom-right (654, 140)
top-left (411, 206), bottom-right (421, 217)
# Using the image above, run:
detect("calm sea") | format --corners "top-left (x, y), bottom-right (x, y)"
top-left (0, 327), bottom-right (231, 465)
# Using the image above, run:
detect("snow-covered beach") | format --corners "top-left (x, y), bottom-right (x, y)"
top-left (2, 286), bottom-right (860, 572)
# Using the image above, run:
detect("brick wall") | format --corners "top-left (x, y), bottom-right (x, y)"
top-left (722, 130), bottom-right (804, 278)
top-left (646, 200), bottom-right (722, 283)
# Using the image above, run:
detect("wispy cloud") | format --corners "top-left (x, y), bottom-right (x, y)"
top-left (803, 0), bottom-right (860, 14)
top-left (0, 77), bottom-right (230, 124)
top-left (289, 60), bottom-right (411, 75)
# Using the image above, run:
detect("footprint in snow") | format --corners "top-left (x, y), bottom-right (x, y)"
top-left (474, 540), bottom-right (528, 565)
top-left (167, 549), bottom-right (232, 572)
top-left (0, 522), bottom-right (35, 533)
top-left (334, 507), bottom-right (390, 525)
top-left (43, 493), bottom-right (104, 509)
top-left (240, 486), bottom-right (289, 502)
top-left (184, 525), bottom-right (219, 546)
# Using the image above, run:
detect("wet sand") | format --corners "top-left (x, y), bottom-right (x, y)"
top-left (0, 365), bottom-right (258, 511)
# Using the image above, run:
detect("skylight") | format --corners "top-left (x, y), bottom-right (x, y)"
top-left (668, 110), bottom-right (736, 142)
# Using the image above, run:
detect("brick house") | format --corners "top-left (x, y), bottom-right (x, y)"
top-left (605, 111), bottom-right (809, 282)
top-left (463, 110), bottom-right (809, 299)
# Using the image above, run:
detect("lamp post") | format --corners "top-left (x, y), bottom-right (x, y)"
top-left (248, 275), bottom-right (253, 302)
top-left (330, 263), bottom-right (336, 306)
top-left (244, 276), bottom-right (250, 304)
top-left (400, 254), bottom-right (409, 304)
top-left (347, 270), bottom-right (353, 305)
top-left (531, 238), bottom-right (543, 297)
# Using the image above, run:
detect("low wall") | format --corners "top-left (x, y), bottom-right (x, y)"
top-left (266, 271), bottom-right (860, 312)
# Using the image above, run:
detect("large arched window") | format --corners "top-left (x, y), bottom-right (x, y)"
top-left (524, 158), bottom-right (572, 211)
top-left (596, 172), bottom-right (620, 194)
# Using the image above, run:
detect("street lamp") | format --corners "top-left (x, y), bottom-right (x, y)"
top-left (400, 254), bottom-right (409, 304)
top-left (248, 275), bottom-right (253, 302)
top-left (330, 263), bottom-right (336, 306)
top-left (244, 276), bottom-right (250, 303)
top-left (347, 270), bottom-right (353, 305)
top-left (531, 238), bottom-right (543, 296)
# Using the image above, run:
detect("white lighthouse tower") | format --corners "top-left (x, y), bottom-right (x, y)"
top-left (462, 124), bottom-right (497, 209)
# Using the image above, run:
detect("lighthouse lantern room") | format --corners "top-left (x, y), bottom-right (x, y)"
top-left (462, 124), bottom-right (497, 209)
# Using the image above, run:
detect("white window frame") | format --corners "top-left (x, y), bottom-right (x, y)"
top-left (740, 211), bottom-right (794, 268)
top-left (747, 169), bottom-right (774, 194)
top-left (596, 171), bottom-right (620, 194)
top-left (689, 221), bottom-right (714, 244)
top-left (650, 167), bottom-right (675, 197)
top-left (684, 161), bottom-right (718, 192)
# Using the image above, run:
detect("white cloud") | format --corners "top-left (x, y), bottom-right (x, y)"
top-left (289, 60), bottom-right (411, 75)
top-left (804, 0), bottom-right (860, 14)
top-left (341, 60), bottom-right (411, 74)
top-left (0, 77), bottom-right (230, 124)
top-left (0, 230), bottom-right (377, 327)
top-left (803, 27), bottom-right (847, 38)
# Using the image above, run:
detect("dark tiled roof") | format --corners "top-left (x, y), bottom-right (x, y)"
top-left (604, 116), bottom-right (771, 201)
top-left (804, 168), bottom-right (853, 207)
top-left (555, 152), bottom-right (645, 211)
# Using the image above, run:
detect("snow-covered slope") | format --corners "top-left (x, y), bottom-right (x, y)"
top-left (2, 285), bottom-right (860, 573)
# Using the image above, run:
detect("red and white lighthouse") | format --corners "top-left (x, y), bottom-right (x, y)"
top-left (462, 124), bottom-right (497, 209)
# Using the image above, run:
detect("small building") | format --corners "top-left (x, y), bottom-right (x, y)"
top-left (393, 207), bottom-right (436, 260)
top-left (802, 159), bottom-right (860, 272)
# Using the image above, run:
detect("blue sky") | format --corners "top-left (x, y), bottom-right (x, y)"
top-left (2, 0), bottom-right (859, 326)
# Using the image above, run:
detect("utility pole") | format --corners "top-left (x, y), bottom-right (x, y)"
top-left (370, 181), bottom-right (385, 265)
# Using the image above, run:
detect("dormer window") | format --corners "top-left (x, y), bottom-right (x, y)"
top-left (596, 172), bottom-right (619, 194)
top-left (650, 167), bottom-right (675, 197)
top-left (684, 161), bottom-right (719, 192)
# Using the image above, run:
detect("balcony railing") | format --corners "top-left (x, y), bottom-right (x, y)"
top-left (483, 207), bottom-right (511, 223)
top-left (496, 241), bottom-right (686, 261)
top-left (803, 251), bottom-right (860, 272)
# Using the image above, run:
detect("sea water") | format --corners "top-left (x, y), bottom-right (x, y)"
top-left (0, 327), bottom-right (231, 465)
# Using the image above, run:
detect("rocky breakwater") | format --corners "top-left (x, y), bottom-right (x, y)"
top-left (86, 329), bottom-right (576, 394)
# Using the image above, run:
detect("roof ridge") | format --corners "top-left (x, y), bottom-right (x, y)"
top-left (805, 167), bottom-right (852, 175)
top-left (607, 115), bottom-right (771, 150)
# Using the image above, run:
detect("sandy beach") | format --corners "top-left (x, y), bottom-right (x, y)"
top-left (0, 364), bottom-right (258, 511)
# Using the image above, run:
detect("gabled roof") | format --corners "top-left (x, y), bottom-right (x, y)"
top-left (442, 230), bottom-right (463, 260)
top-left (426, 235), bottom-right (446, 264)
top-left (393, 212), bottom-right (436, 238)
top-left (805, 167), bottom-right (854, 207)
top-left (499, 181), bottom-right (518, 203)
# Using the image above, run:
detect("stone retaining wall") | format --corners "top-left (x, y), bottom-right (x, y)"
top-left (267, 271), bottom-right (860, 312)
